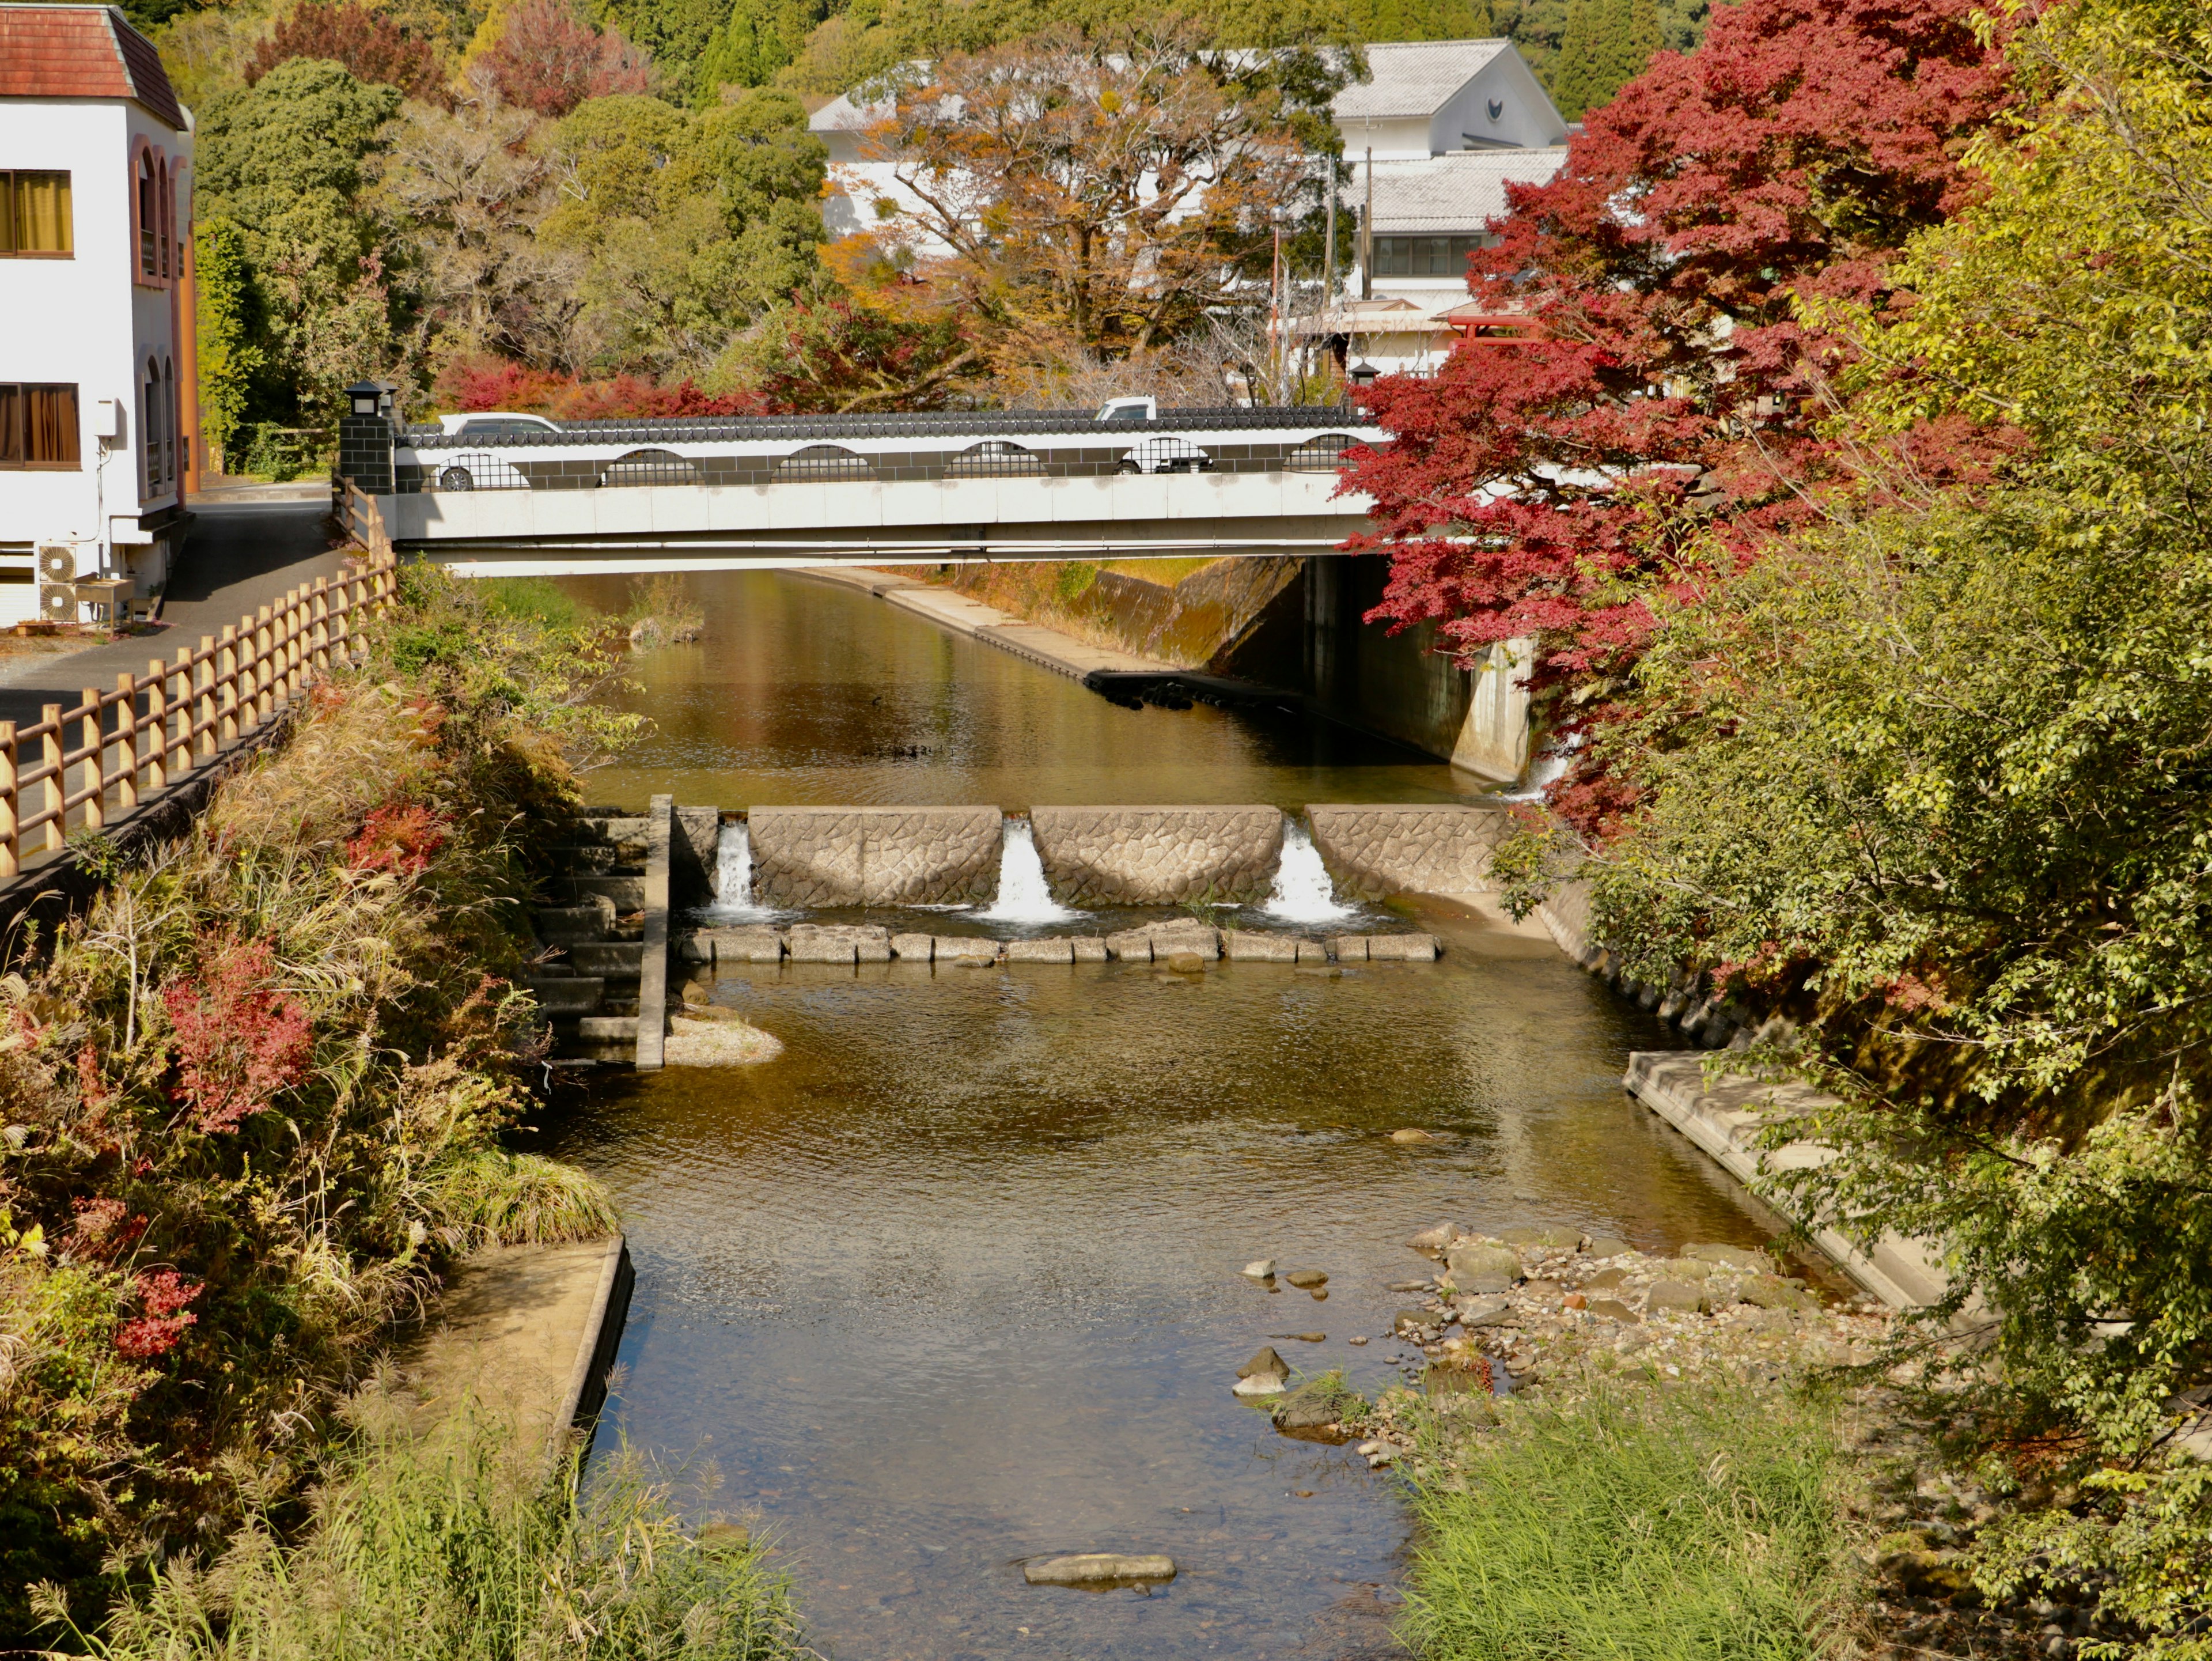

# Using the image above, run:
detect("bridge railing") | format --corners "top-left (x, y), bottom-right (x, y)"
top-left (0, 543), bottom-right (400, 879)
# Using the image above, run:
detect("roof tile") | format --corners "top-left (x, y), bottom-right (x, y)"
top-left (0, 4), bottom-right (187, 130)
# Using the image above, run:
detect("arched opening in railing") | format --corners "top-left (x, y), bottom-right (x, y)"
top-left (599, 448), bottom-right (699, 487)
top-left (945, 440), bottom-right (1046, 479)
top-left (772, 444), bottom-right (874, 482)
top-left (1285, 433), bottom-right (1358, 473)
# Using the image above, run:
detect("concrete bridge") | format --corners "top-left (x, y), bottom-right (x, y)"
top-left (337, 404), bottom-right (1382, 575)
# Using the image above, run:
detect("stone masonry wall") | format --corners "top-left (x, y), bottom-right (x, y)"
top-left (748, 806), bottom-right (1003, 906)
top-left (1029, 806), bottom-right (1283, 905)
top-left (1305, 804), bottom-right (1510, 901)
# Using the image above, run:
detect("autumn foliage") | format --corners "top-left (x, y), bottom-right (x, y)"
top-left (247, 1), bottom-right (449, 105)
top-left (161, 937), bottom-right (315, 1136)
top-left (1342, 0), bottom-right (2012, 833)
top-left (343, 801), bottom-right (452, 876)
top-left (434, 355), bottom-right (765, 418)
top-left (479, 0), bottom-right (657, 118)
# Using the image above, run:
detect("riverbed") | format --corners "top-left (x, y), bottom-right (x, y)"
top-left (540, 570), bottom-right (1797, 1660)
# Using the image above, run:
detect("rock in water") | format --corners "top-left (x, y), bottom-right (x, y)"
top-left (695, 1522), bottom-right (752, 1554)
top-left (1274, 1379), bottom-right (1357, 1430)
top-left (1282, 1269), bottom-right (1328, 1289)
top-left (1165, 951), bottom-right (1206, 973)
top-left (1025, 1554), bottom-right (1176, 1586)
top-left (1232, 1374), bottom-right (1287, 1397)
top-left (1581, 1235), bottom-right (1633, 1259)
top-left (1271, 1331), bottom-right (1325, 1343)
top-left (1407, 1222), bottom-right (1461, 1254)
top-left (1389, 1127), bottom-right (1438, 1144)
top-left (1684, 1242), bottom-right (1770, 1273)
top-left (662, 1017), bottom-right (783, 1066)
top-left (1242, 1259), bottom-right (1277, 1280)
top-left (1444, 1240), bottom-right (1520, 1293)
top-left (1238, 1345), bottom-right (1291, 1380)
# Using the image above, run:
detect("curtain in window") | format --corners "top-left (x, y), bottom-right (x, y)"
top-left (163, 358), bottom-right (176, 485)
top-left (137, 153), bottom-right (156, 275)
top-left (156, 158), bottom-right (169, 277)
top-left (145, 362), bottom-right (161, 487)
top-left (0, 386), bottom-right (20, 463)
top-left (14, 173), bottom-right (71, 253)
top-left (25, 387), bottom-right (79, 466)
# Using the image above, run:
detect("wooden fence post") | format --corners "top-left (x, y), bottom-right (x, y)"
top-left (41, 705), bottom-right (62, 853)
top-left (80, 690), bottom-right (103, 831)
top-left (255, 604), bottom-right (274, 722)
top-left (311, 580), bottom-right (331, 676)
top-left (114, 672), bottom-right (138, 810)
top-left (0, 721), bottom-right (18, 880)
top-left (171, 648), bottom-right (194, 774)
top-left (218, 627), bottom-right (240, 746)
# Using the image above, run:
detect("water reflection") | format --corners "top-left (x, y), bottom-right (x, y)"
top-left (547, 903), bottom-right (1786, 1661)
top-left (562, 570), bottom-right (1483, 809)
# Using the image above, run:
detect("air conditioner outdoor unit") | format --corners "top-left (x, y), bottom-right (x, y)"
top-left (39, 585), bottom-right (77, 622)
top-left (37, 545), bottom-right (76, 584)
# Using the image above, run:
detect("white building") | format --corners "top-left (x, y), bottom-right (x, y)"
top-left (808, 37), bottom-right (1571, 380)
top-left (0, 3), bottom-right (198, 627)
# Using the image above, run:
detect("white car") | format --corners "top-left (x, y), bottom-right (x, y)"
top-left (1096, 396), bottom-right (1214, 473)
top-left (428, 411), bottom-right (557, 489)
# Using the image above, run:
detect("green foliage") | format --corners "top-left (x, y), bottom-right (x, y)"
top-left (479, 576), bottom-right (600, 632)
top-left (1494, 0), bottom-right (1702, 96)
top-left (193, 220), bottom-right (263, 477)
top-left (1401, 1388), bottom-right (1854, 1661)
top-left (194, 58), bottom-right (413, 433)
top-left (694, 0), bottom-right (831, 97)
top-left (1551, 0), bottom-right (2212, 1647)
top-left (1548, 0), bottom-right (1659, 116)
top-left (0, 565), bottom-right (641, 1637)
top-left (75, 1405), bottom-right (808, 1660)
top-left (539, 91), bottom-right (827, 375)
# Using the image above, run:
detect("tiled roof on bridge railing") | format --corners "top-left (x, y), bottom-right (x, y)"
top-left (399, 405), bottom-right (1373, 450)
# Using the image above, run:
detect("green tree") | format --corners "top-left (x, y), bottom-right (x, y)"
top-left (539, 90), bottom-right (827, 373)
top-left (695, 0), bottom-right (831, 98)
top-left (194, 58), bottom-right (412, 433)
top-left (190, 218), bottom-right (263, 475)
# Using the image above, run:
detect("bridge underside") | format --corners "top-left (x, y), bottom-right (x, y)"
top-left (378, 472), bottom-right (1373, 576)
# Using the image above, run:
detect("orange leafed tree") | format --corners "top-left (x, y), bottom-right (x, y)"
top-left (851, 24), bottom-right (1316, 370)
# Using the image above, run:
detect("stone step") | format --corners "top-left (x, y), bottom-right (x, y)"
top-left (525, 975), bottom-right (606, 1015)
top-left (550, 843), bottom-right (620, 873)
top-left (537, 897), bottom-right (616, 944)
top-left (567, 1015), bottom-right (639, 1042)
top-left (567, 941), bottom-right (645, 976)
top-left (567, 875), bottom-right (646, 910)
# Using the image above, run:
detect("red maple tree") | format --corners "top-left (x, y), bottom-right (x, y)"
top-left (1339, 0), bottom-right (2013, 834)
top-left (246, 1), bottom-right (449, 105)
top-left (113, 1269), bottom-right (203, 1361)
top-left (162, 937), bottom-right (315, 1136)
top-left (479, 0), bottom-right (656, 119)
top-left (434, 357), bottom-right (763, 418)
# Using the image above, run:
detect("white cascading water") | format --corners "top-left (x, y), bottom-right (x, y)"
top-left (710, 819), bottom-right (777, 921)
top-left (1264, 819), bottom-right (1355, 924)
top-left (980, 818), bottom-right (1080, 924)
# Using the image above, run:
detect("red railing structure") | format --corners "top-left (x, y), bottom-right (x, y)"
top-left (0, 536), bottom-right (399, 880)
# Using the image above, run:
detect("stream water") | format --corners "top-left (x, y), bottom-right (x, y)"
top-left (539, 572), bottom-right (1800, 1661)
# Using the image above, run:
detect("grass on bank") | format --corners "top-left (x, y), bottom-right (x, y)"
top-left (1401, 1387), bottom-right (1855, 1661)
top-left (65, 1403), bottom-right (805, 1661)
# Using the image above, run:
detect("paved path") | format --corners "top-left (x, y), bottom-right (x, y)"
top-left (0, 501), bottom-right (340, 731)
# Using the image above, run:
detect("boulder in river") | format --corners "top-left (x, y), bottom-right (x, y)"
top-left (1685, 1242), bottom-right (1770, 1273)
top-left (1389, 1127), bottom-right (1440, 1144)
top-left (1581, 1235), bottom-right (1633, 1259)
top-left (1025, 1554), bottom-right (1176, 1586)
top-left (1234, 1346), bottom-right (1289, 1395)
top-left (1242, 1259), bottom-right (1277, 1280)
top-left (1282, 1269), bottom-right (1328, 1289)
top-left (1407, 1222), bottom-right (1461, 1254)
top-left (1274, 1378), bottom-right (1359, 1431)
top-left (1444, 1240), bottom-right (1520, 1293)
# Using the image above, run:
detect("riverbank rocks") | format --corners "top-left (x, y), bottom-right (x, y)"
top-left (1684, 1242), bottom-right (1771, 1273)
top-left (1582, 1235), bottom-right (1633, 1259)
top-left (1234, 1346), bottom-right (1289, 1396)
top-left (1274, 1377), bottom-right (1359, 1431)
top-left (698, 927), bottom-right (782, 963)
top-left (748, 806), bottom-right (1001, 906)
top-left (1498, 1225), bottom-right (1582, 1250)
top-left (1645, 1279), bottom-right (1711, 1315)
top-left (785, 923), bottom-right (892, 963)
top-left (1030, 806), bottom-right (1283, 905)
top-left (1444, 1240), bottom-right (1520, 1293)
top-left (1025, 1554), bottom-right (1176, 1586)
top-left (1456, 1295), bottom-right (1513, 1328)
top-left (1408, 1221), bottom-right (1462, 1255)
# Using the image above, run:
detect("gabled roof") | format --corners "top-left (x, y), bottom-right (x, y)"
top-left (1363, 146), bottom-right (1569, 234)
top-left (0, 3), bottom-right (187, 131)
top-left (1333, 39), bottom-right (1511, 123)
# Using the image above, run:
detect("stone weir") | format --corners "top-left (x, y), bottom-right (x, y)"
top-left (714, 802), bottom-right (1509, 910)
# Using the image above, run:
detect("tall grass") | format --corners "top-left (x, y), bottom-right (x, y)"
top-left (480, 577), bottom-right (599, 633)
top-left (1401, 1387), bottom-right (1855, 1661)
top-left (79, 1406), bottom-right (805, 1661)
top-left (433, 1150), bottom-right (622, 1248)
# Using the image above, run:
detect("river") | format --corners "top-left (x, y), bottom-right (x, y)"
top-left (538, 570), bottom-right (1793, 1661)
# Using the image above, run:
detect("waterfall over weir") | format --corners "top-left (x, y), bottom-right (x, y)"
top-left (710, 819), bottom-right (779, 921)
top-left (1263, 819), bottom-right (1355, 924)
top-left (980, 818), bottom-right (1080, 924)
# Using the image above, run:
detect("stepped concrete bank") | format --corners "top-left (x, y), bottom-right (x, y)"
top-left (749, 805), bottom-right (1002, 906)
top-left (1029, 805), bottom-right (1286, 905)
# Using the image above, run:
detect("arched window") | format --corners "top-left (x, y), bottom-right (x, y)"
top-left (135, 149), bottom-right (157, 278)
top-left (598, 449), bottom-right (699, 487)
top-left (156, 156), bottom-right (171, 279)
top-left (143, 357), bottom-right (162, 491)
top-left (1286, 433), bottom-right (1359, 472)
top-left (945, 440), bottom-right (1045, 479)
top-left (772, 444), bottom-right (874, 482)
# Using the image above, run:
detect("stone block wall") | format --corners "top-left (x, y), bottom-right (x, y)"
top-left (1029, 806), bottom-right (1283, 904)
top-left (1305, 804), bottom-right (1510, 900)
top-left (748, 807), bottom-right (1002, 906)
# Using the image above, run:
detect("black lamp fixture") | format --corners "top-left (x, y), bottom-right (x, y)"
top-left (1349, 361), bottom-right (1380, 387)
top-left (346, 381), bottom-right (384, 417)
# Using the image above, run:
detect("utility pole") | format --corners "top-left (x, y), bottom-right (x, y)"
top-left (1324, 164), bottom-right (1338, 305)
top-left (1361, 147), bottom-right (1374, 301)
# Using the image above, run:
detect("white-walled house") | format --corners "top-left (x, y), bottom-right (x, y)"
top-left (0, 3), bottom-right (198, 627)
top-left (808, 38), bottom-right (1572, 381)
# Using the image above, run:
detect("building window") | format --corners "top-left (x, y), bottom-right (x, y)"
top-left (162, 357), bottom-right (176, 486)
top-left (1371, 234), bottom-right (1497, 277)
top-left (144, 359), bottom-right (165, 491)
top-left (0, 384), bottom-right (82, 468)
top-left (0, 171), bottom-right (73, 256)
top-left (157, 156), bottom-right (171, 278)
top-left (137, 149), bottom-right (158, 278)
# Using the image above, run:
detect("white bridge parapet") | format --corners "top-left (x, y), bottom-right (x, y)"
top-left (381, 469), bottom-right (1375, 575)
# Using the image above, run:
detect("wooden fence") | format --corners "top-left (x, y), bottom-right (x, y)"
top-left (0, 535), bottom-right (399, 880)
